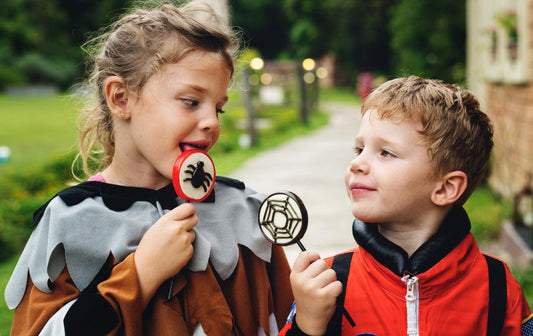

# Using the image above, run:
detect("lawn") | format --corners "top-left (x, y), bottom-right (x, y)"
top-left (0, 95), bottom-right (80, 175)
top-left (0, 257), bottom-right (16, 336)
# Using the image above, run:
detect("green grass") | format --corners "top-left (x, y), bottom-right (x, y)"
top-left (0, 256), bottom-right (17, 335)
top-left (0, 95), bottom-right (79, 175)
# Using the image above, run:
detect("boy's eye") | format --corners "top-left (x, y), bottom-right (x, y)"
top-left (216, 108), bottom-right (226, 115)
top-left (353, 146), bottom-right (363, 155)
top-left (380, 149), bottom-right (395, 158)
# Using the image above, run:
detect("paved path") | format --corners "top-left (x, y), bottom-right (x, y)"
top-left (230, 102), bottom-right (361, 265)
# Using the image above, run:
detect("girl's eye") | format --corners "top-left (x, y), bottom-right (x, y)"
top-left (353, 146), bottom-right (363, 155)
top-left (216, 108), bottom-right (226, 115)
top-left (181, 98), bottom-right (199, 107)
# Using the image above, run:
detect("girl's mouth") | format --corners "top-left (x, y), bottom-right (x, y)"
top-left (180, 142), bottom-right (209, 152)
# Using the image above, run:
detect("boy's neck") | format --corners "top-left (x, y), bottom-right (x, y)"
top-left (377, 208), bottom-right (449, 257)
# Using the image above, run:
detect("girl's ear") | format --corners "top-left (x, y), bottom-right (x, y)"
top-left (104, 76), bottom-right (130, 120)
top-left (431, 171), bottom-right (468, 206)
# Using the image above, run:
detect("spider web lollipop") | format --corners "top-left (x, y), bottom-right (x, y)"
top-left (259, 191), bottom-right (355, 326)
top-left (258, 191), bottom-right (308, 251)
top-left (172, 149), bottom-right (216, 202)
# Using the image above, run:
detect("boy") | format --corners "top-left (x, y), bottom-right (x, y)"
top-left (280, 76), bottom-right (532, 335)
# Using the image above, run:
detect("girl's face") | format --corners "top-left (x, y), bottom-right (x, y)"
top-left (123, 50), bottom-right (231, 188)
top-left (344, 109), bottom-right (441, 227)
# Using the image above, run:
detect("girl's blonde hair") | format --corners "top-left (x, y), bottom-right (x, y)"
top-left (75, 1), bottom-right (239, 178)
top-left (361, 76), bottom-right (494, 205)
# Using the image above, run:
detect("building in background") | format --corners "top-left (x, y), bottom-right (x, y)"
top-left (467, 0), bottom-right (532, 197)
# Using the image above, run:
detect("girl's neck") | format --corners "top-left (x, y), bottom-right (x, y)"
top-left (102, 163), bottom-right (170, 190)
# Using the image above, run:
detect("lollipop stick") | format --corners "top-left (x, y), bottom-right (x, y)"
top-left (167, 199), bottom-right (192, 301)
top-left (296, 240), bottom-right (306, 251)
top-left (167, 278), bottom-right (174, 301)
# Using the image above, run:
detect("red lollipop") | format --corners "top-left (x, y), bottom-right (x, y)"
top-left (172, 150), bottom-right (216, 202)
top-left (167, 150), bottom-right (216, 301)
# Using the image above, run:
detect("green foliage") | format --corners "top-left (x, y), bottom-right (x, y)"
top-left (511, 266), bottom-right (533, 307)
top-left (15, 53), bottom-right (78, 89)
top-left (496, 10), bottom-right (518, 41)
top-left (465, 186), bottom-right (512, 242)
top-left (0, 255), bottom-right (18, 333)
top-left (389, 0), bottom-right (466, 84)
top-left (231, 0), bottom-right (290, 59)
top-left (325, 0), bottom-right (399, 86)
top-left (283, 0), bottom-right (331, 59)
top-left (0, 0), bottom-right (132, 89)
top-left (0, 152), bottom-right (78, 261)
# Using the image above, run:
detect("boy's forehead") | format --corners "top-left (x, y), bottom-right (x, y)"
top-left (364, 108), bottom-right (416, 125)
top-left (358, 109), bottom-right (426, 141)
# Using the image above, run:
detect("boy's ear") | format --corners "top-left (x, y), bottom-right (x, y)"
top-left (431, 171), bottom-right (468, 206)
top-left (104, 76), bottom-right (130, 120)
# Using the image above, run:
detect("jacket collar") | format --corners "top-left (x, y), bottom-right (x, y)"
top-left (352, 206), bottom-right (471, 276)
top-left (32, 181), bottom-right (215, 226)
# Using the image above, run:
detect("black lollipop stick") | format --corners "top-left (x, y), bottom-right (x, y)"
top-left (258, 191), bottom-right (354, 326)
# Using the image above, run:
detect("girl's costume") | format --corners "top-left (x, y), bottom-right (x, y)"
top-left (280, 206), bottom-right (532, 336)
top-left (5, 177), bottom-right (293, 335)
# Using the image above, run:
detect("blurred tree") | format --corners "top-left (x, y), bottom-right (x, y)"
top-left (390, 0), bottom-right (466, 84)
top-left (282, 0), bottom-right (330, 60)
top-left (326, 0), bottom-right (398, 86)
top-left (230, 0), bottom-right (290, 59)
top-left (0, 0), bottom-right (130, 89)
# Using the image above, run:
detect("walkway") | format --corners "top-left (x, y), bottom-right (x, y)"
top-left (230, 102), bottom-right (361, 265)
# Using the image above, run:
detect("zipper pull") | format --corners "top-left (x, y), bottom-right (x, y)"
top-left (402, 274), bottom-right (419, 336)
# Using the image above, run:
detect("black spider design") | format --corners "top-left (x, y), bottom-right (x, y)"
top-left (183, 161), bottom-right (212, 192)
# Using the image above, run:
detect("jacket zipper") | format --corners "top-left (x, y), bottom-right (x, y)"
top-left (402, 274), bottom-right (419, 336)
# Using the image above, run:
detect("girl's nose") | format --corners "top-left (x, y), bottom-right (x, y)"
top-left (198, 107), bottom-right (220, 131)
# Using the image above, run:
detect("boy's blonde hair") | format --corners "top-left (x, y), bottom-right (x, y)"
top-left (76, 1), bottom-right (239, 178)
top-left (361, 76), bottom-right (494, 205)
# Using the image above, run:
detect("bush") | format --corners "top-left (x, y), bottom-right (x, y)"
top-left (15, 53), bottom-right (78, 89)
top-left (0, 152), bottom-right (77, 262)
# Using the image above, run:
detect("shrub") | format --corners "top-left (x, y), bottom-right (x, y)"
top-left (0, 152), bottom-right (77, 261)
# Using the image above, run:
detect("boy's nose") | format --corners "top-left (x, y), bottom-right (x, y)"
top-left (349, 155), bottom-right (370, 174)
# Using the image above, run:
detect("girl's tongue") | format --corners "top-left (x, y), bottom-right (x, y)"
top-left (180, 143), bottom-right (207, 152)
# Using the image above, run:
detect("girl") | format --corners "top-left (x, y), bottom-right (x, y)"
top-left (5, 2), bottom-right (292, 335)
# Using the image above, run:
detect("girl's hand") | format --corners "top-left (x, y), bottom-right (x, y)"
top-left (291, 251), bottom-right (342, 335)
top-left (134, 203), bottom-right (197, 304)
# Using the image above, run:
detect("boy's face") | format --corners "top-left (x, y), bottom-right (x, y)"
top-left (345, 109), bottom-right (441, 226)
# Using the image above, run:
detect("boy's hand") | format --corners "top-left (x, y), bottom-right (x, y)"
top-left (134, 203), bottom-right (197, 304)
top-left (291, 251), bottom-right (343, 335)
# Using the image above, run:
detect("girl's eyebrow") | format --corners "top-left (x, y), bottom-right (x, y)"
top-left (180, 83), bottom-right (229, 102)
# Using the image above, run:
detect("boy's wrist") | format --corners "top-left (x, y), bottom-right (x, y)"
top-left (287, 318), bottom-right (312, 336)
top-left (293, 315), bottom-right (326, 336)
